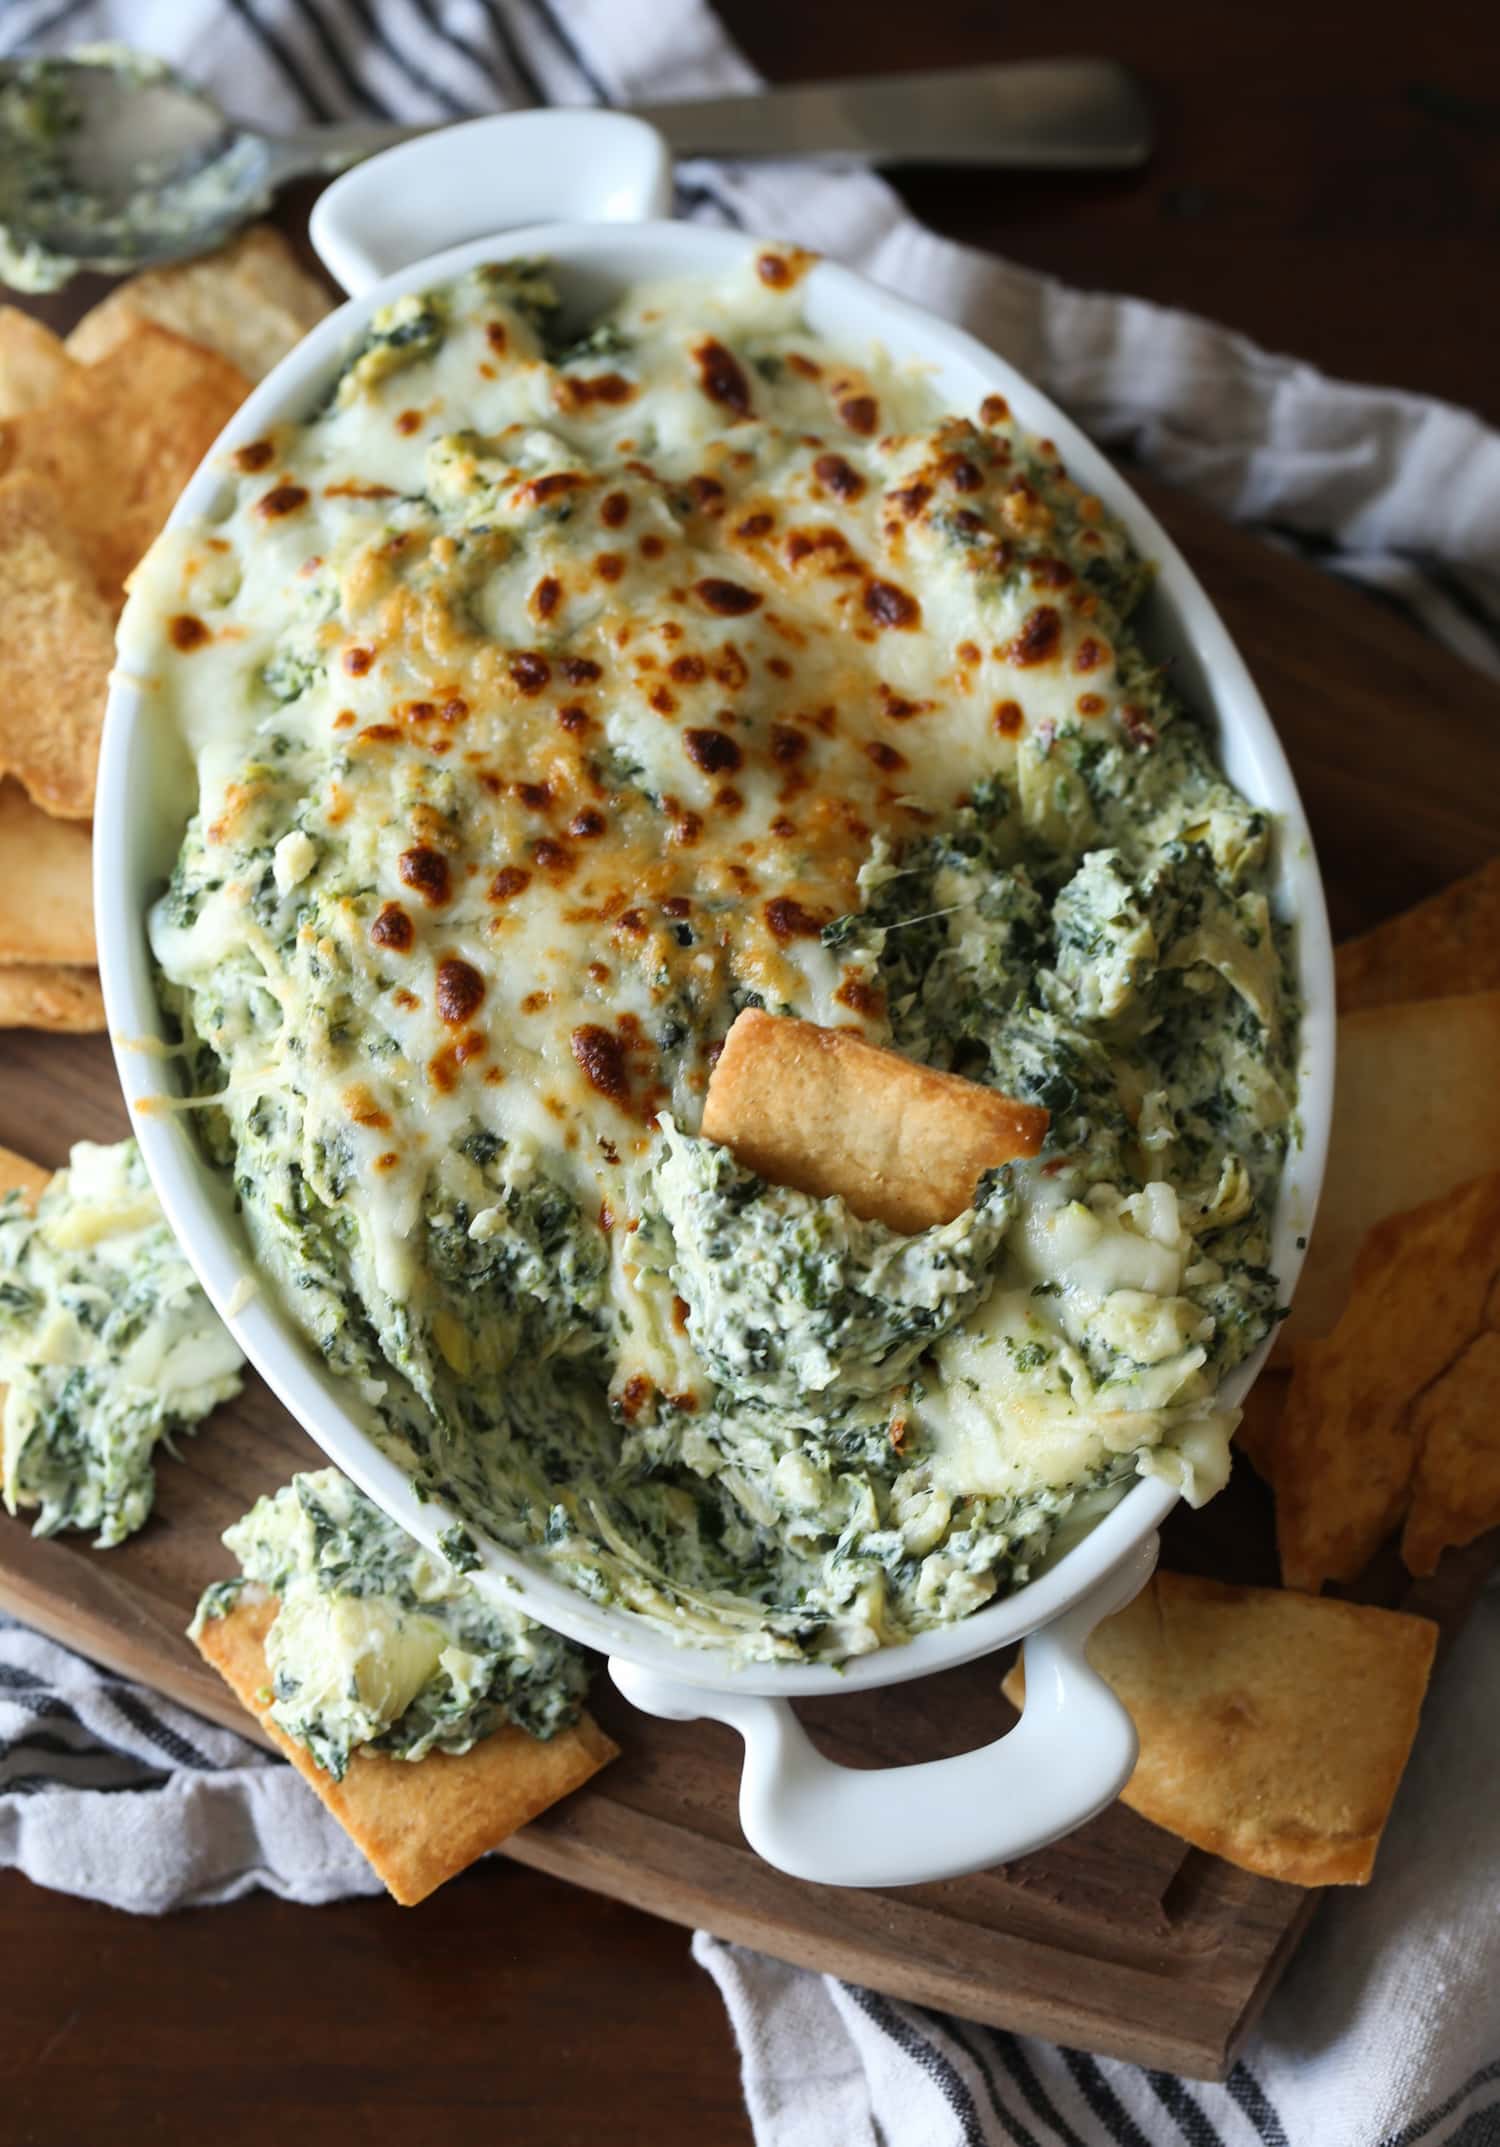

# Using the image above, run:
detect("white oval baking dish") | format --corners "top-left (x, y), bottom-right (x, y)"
top-left (95, 111), bottom-right (1334, 1888)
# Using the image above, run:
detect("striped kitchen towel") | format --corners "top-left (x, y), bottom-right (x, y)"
top-left (2, 3), bottom-right (1499, 2144)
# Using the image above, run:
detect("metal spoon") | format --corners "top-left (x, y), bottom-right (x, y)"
top-left (0, 48), bottom-right (1151, 291)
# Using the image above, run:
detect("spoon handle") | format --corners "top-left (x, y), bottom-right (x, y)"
top-left (267, 58), bottom-right (1151, 185)
top-left (262, 118), bottom-right (428, 182)
top-left (632, 59), bottom-right (1152, 170)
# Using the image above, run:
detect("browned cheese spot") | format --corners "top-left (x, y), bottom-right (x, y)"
top-left (683, 727), bottom-right (743, 775)
top-left (571, 1024), bottom-right (630, 1105)
top-left (863, 578), bottom-right (920, 630)
top-left (764, 896), bottom-right (824, 941)
top-left (559, 372), bottom-right (636, 410)
top-left (1006, 606), bottom-right (1063, 667)
top-left (522, 473), bottom-right (583, 507)
top-left (838, 393), bottom-right (878, 436)
top-left (510, 650), bottom-right (552, 694)
top-left (687, 474), bottom-right (726, 515)
top-left (864, 740), bottom-right (907, 773)
top-left (835, 975), bottom-right (885, 1017)
top-left (255, 483), bottom-right (309, 520)
top-left (695, 577), bottom-right (761, 617)
top-left (813, 452), bottom-right (865, 501)
top-left (693, 338), bottom-right (753, 420)
top-left (532, 838), bottom-right (574, 875)
top-left (889, 479), bottom-right (932, 520)
top-left (769, 724), bottom-right (808, 766)
top-left (398, 845), bottom-right (451, 907)
top-left (436, 959), bottom-right (486, 1026)
top-left (370, 901), bottom-right (415, 951)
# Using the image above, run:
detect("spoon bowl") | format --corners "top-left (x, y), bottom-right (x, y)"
top-left (0, 52), bottom-right (277, 284)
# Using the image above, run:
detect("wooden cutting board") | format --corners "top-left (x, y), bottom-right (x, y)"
top-left (3, 477), bottom-right (1498, 2081)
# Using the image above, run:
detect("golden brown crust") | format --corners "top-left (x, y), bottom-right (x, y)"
top-left (1281, 991), bottom-right (1500, 1348)
top-left (1275, 1169), bottom-right (1500, 1592)
top-left (0, 320), bottom-right (249, 605)
top-left (1337, 857), bottom-right (1500, 1015)
top-left (0, 472), bottom-right (116, 819)
top-left (0, 961), bottom-right (105, 1031)
top-left (1004, 1571), bottom-right (1437, 1886)
top-left (0, 308), bottom-right (76, 419)
top-left (701, 1009), bottom-right (1047, 1234)
top-left (0, 780), bottom-right (94, 965)
top-left (65, 226), bottom-right (332, 383)
top-left (1400, 1327), bottom-right (1500, 1575)
top-left (193, 1590), bottom-right (617, 1906)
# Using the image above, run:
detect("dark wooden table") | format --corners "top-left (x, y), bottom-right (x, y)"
top-left (3, 6), bottom-right (1496, 2141)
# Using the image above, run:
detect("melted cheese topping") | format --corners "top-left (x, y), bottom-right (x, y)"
top-left (133, 256), bottom-right (1148, 1275)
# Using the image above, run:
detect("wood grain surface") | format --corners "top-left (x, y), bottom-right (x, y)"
top-left (2, 6), bottom-right (1498, 2141)
top-left (3, 435), bottom-right (1498, 2089)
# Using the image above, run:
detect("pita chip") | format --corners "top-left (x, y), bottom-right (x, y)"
top-left (0, 308), bottom-right (77, 419)
top-left (0, 780), bottom-right (94, 965)
top-left (194, 1589), bottom-right (617, 1906)
top-left (1003, 1571), bottom-right (1436, 1885)
top-left (66, 225), bottom-right (332, 383)
top-left (1401, 1326), bottom-right (1500, 1576)
top-left (0, 472), bottom-right (117, 818)
top-left (1276, 1171), bottom-right (1500, 1591)
top-left (1338, 858), bottom-right (1500, 1015)
top-left (0, 962), bottom-right (105, 1031)
top-left (1233, 1366), bottom-right (1289, 1482)
top-left (0, 320), bottom-right (249, 602)
top-left (702, 1009), bottom-right (1048, 1234)
top-left (1281, 992), bottom-right (1500, 1348)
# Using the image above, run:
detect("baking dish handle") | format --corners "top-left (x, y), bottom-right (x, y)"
top-left (609, 1535), bottom-right (1155, 1888)
top-left (308, 110), bottom-right (675, 297)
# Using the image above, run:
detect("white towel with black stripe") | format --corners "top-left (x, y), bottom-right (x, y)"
top-left (2, 3), bottom-right (1499, 2143)
top-left (0, 1620), bottom-right (379, 1908)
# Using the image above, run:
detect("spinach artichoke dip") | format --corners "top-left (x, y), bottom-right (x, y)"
top-left (131, 248), bottom-right (1298, 1663)
top-left (0, 1140), bottom-right (243, 1545)
top-left (194, 1467), bottom-right (588, 1779)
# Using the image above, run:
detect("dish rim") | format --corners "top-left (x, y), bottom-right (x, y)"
top-left (95, 217), bottom-right (1335, 1697)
